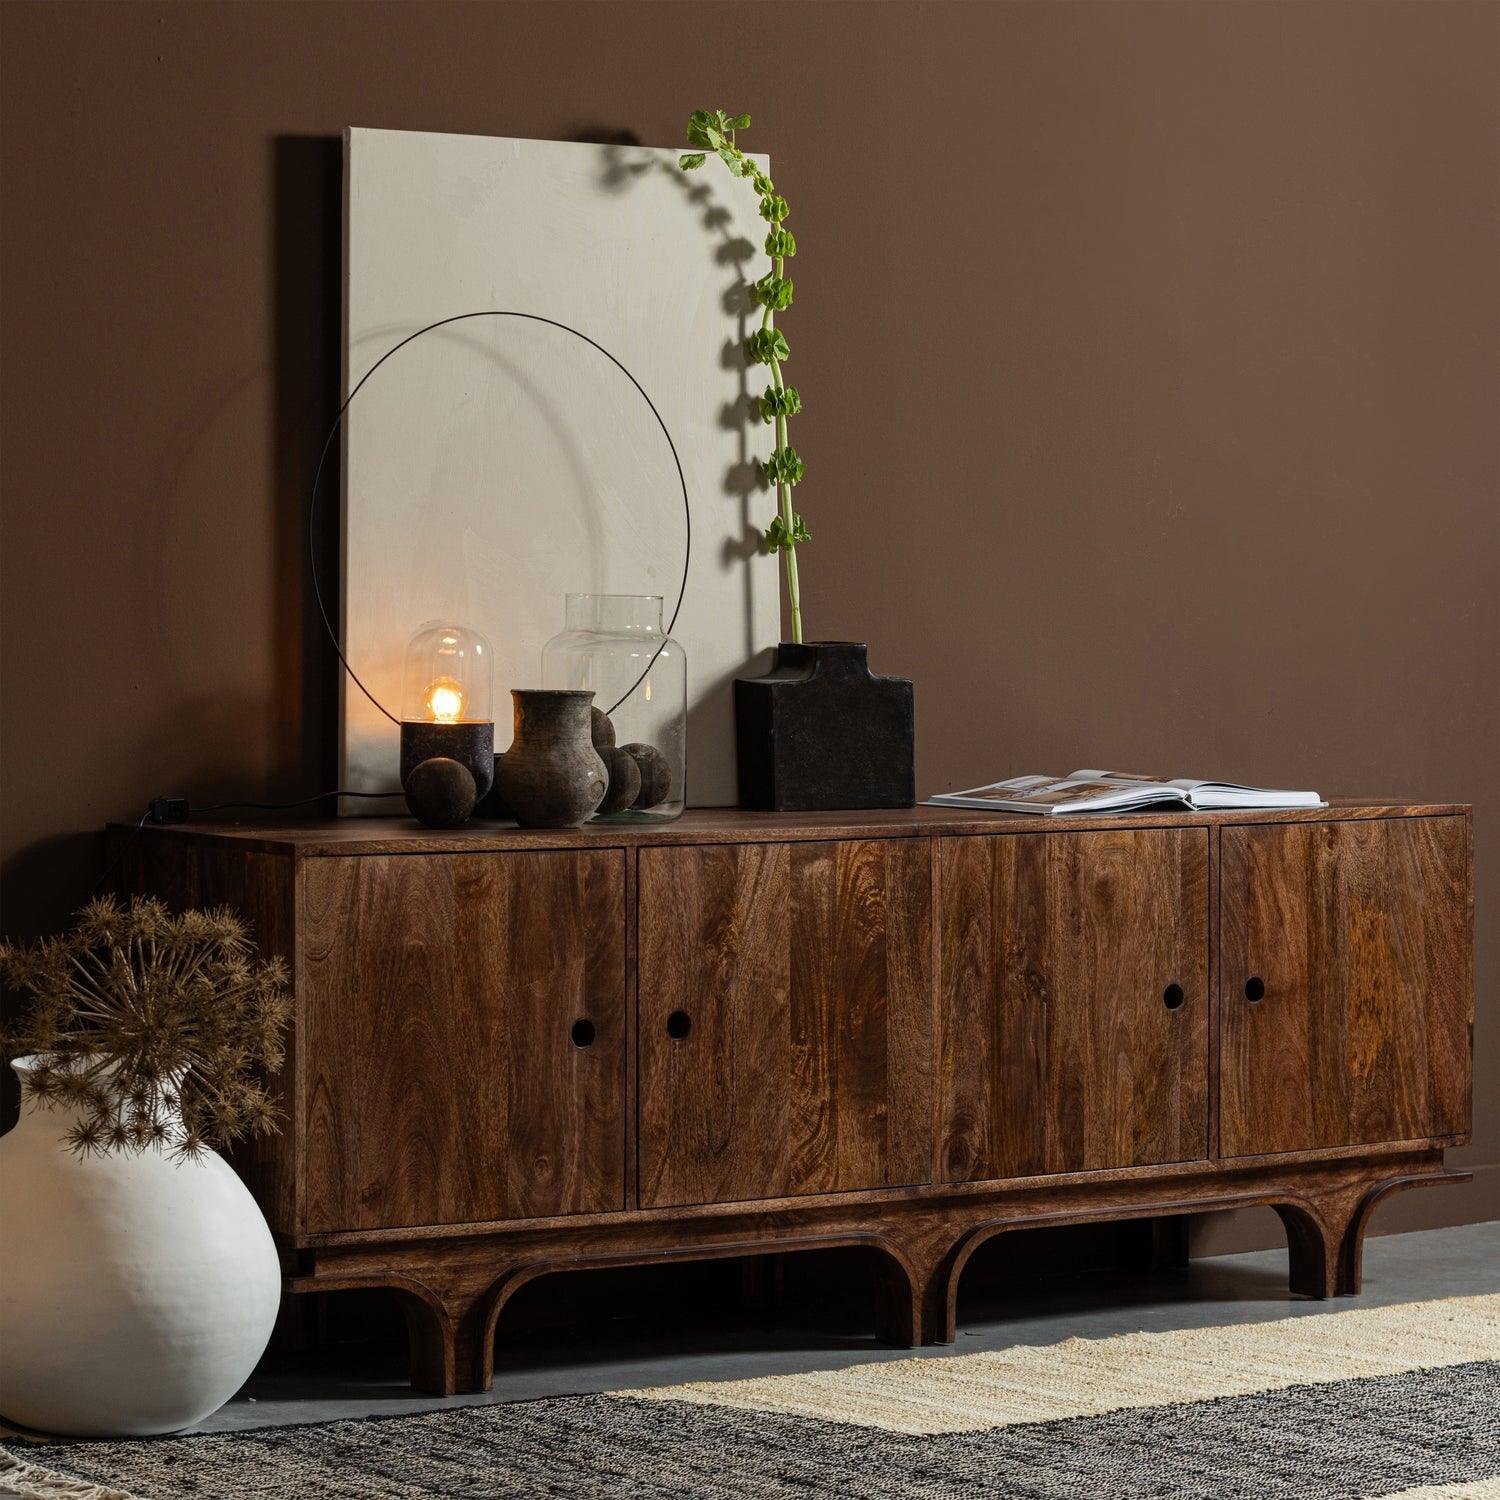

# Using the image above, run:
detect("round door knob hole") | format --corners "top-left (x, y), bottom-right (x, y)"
top-left (1245, 976), bottom-right (1266, 1002)
top-left (666, 1010), bottom-right (692, 1040)
top-left (1162, 983), bottom-right (1185, 1010)
top-left (570, 1018), bottom-right (596, 1049)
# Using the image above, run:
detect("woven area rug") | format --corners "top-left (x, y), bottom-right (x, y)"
top-left (3, 1294), bottom-right (1497, 1499)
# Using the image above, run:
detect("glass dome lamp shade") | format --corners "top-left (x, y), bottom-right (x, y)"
top-left (401, 622), bottom-right (494, 724)
top-left (398, 621), bottom-right (496, 806)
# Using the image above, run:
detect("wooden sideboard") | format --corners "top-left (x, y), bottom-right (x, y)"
top-left (117, 801), bottom-right (1473, 1395)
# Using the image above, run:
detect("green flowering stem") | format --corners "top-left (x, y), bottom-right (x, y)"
top-left (681, 109), bottom-right (808, 644)
top-left (769, 350), bottom-right (803, 642)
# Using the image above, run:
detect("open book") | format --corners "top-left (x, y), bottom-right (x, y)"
top-left (926, 770), bottom-right (1326, 816)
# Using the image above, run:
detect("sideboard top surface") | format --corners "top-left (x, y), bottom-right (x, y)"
top-left (118, 799), bottom-right (1470, 857)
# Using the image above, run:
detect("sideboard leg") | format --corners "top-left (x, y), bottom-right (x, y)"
top-left (400, 1295), bottom-right (456, 1395)
top-left (1276, 1197), bottom-right (1361, 1299)
top-left (872, 1239), bottom-right (954, 1347)
top-left (917, 1256), bottom-right (956, 1346)
top-left (397, 1286), bottom-right (496, 1396)
top-left (872, 1251), bottom-right (921, 1347)
top-left (1336, 1205), bottom-right (1368, 1297)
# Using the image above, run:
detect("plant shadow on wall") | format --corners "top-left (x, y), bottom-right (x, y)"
top-left (678, 110), bottom-right (914, 813)
top-left (598, 137), bottom-right (775, 782)
top-left (594, 135), bottom-right (767, 606)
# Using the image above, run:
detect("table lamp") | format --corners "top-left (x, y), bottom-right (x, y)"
top-left (398, 621), bottom-right (495, 801)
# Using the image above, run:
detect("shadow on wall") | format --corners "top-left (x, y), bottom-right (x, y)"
top-left (0, 136), bottom-right (341, 953)
top-left (683, 655), bottom-right (777, 807)
top-left (0, 832), bottom-right (96, 1129)
top-left (2, 118), bottom-right (768, 946)
top-left (0, 834), bottom-right (101, 946)
top-left (273, 134), bottom-right (343, 804)
top-left (596, 135), bottom-right (772, 667)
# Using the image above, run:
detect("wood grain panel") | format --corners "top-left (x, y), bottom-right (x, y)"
top-left (939, 828), bottom-right (1209, 1181)
top-left (301, 850), bottom-right (625, 1233)
top-left (1219, 817), bottom-right (1471, 1156)
top-left (637, 839), bottom-right (933, 1208)
top-left (115, 837), bottom-right (299, 1235)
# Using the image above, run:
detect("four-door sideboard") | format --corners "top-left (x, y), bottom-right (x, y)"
top-left (116, 801), bottom-right (1473, 1394)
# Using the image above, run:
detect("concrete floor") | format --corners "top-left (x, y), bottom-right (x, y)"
top-left (191, 1220), bottom-right (1498, 1435)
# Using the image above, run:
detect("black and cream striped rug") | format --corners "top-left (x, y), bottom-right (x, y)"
top-left (3, 1294), bottom-right (1497, 1499)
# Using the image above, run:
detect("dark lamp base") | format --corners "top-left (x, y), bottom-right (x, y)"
top-left (400, 721), bottom-right (495, 801)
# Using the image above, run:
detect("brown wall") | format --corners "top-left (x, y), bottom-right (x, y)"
top-left (2, 0), bottom-right (1496, 1247)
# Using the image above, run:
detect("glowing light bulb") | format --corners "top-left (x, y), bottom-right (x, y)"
top-left (425, 678), bottom-right (465, 723)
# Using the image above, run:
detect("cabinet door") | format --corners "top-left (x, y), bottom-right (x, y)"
top-left (301, 850), bottom-right (626, 1233)
top-left (1219, 818), bottom-right (1471, 1157)
top-left (637, 839), bottom-right (933, 1209)
top-left (939, 828), bottom-right (1209, 1182)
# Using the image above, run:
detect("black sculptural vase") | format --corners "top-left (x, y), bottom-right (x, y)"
top-left (734, 642), bottom-right (914, 811)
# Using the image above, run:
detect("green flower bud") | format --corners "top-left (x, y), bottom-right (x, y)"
top-left (759, 384), bottom-right (803, 422)
top-left (753, 272), bottom-right (794, 312)
top-left (745, 328), bottom-right (791, 365)
top-left (763, 445), bottom-right (805, 487)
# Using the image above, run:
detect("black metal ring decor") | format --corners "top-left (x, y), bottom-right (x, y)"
top-left (304, 311), bottom-right (693, 827)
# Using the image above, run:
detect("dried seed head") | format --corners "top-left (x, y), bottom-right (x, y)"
top-left (2, 894), bottom-right (291, 1160)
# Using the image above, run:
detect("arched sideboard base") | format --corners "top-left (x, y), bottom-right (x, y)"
top-left (937, 1166), bottom-right (1471, 1346)
top-left (290, 1234), bottom-right (926, 1397)
top-left (1275, 1171), bottom-right (1472, 1300)
top-left (286, 1150), bottom-right (1469, 1396)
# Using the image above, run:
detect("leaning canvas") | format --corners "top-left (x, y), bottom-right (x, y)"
top-left (340, 126), bottom-right (781, 808)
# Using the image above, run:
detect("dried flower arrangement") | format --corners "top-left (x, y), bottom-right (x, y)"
top-left (0, 895), bottom-right (291, 1160)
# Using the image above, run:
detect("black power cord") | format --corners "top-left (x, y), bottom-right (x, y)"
top-left (93, 808), bottom-right (153, 897)
top-left (185, 790), bottom-right (403, 818)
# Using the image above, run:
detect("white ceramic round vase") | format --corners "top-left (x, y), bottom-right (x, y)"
top-left (0, 1056), bottom-right (281, 1436)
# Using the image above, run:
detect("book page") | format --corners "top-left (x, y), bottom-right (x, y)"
top-left (1071, 769), bottom-right (1207, 792)
top-left (1070, 769), bottom-right (1323, 807)
top-left (934, 775), bottom-right (1172, 811)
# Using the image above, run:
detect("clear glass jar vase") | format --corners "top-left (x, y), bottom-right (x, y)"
top-left (541, 594), bottom-right (686, 822)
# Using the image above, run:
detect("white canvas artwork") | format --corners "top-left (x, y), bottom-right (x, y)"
top-left (339, 127), bottom-right (780, 807)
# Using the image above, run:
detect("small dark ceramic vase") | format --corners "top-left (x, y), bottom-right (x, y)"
top-left (735, 642), bottom-right (914, 811)
top-left (495, 690), bottom-right (608, 828)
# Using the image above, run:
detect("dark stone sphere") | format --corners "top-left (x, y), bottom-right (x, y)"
top-left (405, 757), bottom-right (477, 829)
top-left (596, 745), bottom-right (642, 816)
top-left (590, 707), bottom-right (617, 752)
top-left (473, 752), bottom-right (514, 820)
top-left (621, 742), bottom-right (673, 810)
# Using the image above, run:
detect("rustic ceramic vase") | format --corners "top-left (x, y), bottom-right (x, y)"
top-left (495, 689), bottom-right (608, 828)
top-left (0, 1056), bottom-right (281, 1436)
